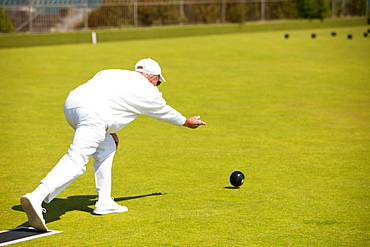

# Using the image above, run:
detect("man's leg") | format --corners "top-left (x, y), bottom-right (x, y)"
top-left (21, 108), bottom-right (107, 230)
top-left (92, 133), bottom-right (128, 214)
top-left (42, 108), bottom-right (107, 202)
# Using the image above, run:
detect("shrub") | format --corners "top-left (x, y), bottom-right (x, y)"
top-left (296, 0), bottom-right (329, 20)
top-left (227, 3), bottom-right (248, 23)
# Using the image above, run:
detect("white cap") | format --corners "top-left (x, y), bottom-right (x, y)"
top-left (135, 58), bottom-right (166, 82)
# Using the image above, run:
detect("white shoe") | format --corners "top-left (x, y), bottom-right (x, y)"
top-left (20, 193), bottom-right (48, 232)
top-left (93, 199), bottom-right (128, 215)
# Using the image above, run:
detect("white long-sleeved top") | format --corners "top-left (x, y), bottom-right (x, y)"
top-left (64, 69), bottom-right (186, 133)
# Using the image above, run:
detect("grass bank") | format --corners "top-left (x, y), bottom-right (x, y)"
top-left (0, 17), bottom-right (367, 48)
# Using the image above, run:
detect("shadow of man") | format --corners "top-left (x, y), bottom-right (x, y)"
top-left (12, 192), bottom-right (164, 227)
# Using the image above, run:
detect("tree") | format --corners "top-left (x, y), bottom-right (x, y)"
top-left (296, 0), bottom-right (329, 20)
top-left (0, 5), bottom-right (15, 33)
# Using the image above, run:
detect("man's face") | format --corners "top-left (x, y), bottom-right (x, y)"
top-left (149, 74), bottom-right (161, 86)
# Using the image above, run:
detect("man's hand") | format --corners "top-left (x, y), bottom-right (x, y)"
top-left (110, 133), bottom-right (119, 148)
top-left (183, 116), bottom-right (207, 129)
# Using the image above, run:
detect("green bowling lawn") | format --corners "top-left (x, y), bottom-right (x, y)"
top-left (0, 24), bottom-right (369, 246)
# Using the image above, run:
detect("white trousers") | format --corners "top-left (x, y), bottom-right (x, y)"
top-left (41, 107), bottom-right (116, 203)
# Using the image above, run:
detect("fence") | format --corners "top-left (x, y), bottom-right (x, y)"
top-left (1, 0), bottom-right (368, 33)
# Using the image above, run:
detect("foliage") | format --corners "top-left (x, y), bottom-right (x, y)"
top-left (184, 3), bottom-right (221, 24)
top-left (0, 5), bottom-right (15, 33)
top-left (227, 3), bottom-right (247, 23)
top-left (296, 0), bottom-right (329, 20)
top-left (346, 0), bottom-right (367, 16)
top-left (81, 0), bottom-right (369, 28)
top-left (267, 1), bottom-right (298, 19)
top-left (85, 2), bottom-right (133, 28)
top-left (137, 4), bottom-right (179, 26)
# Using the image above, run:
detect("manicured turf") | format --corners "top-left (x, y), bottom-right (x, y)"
top-left (0, 18), bottom-right (367, 48)
top-left (0, 25), bottom-right (369, 246)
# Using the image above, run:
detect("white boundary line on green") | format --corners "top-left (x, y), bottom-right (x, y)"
top-left (0, 227), bottom-right (63, 246)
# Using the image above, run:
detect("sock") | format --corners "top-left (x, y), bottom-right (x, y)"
top-left (31, 183), bottom-right (50, 204)
top-left (97, 196), bottom-right (113, 205)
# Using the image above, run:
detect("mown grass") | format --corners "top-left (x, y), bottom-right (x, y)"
top-left (0, 18), bottom-right (367, 48)
top-left (0, 25), bottom-right (369, 246)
